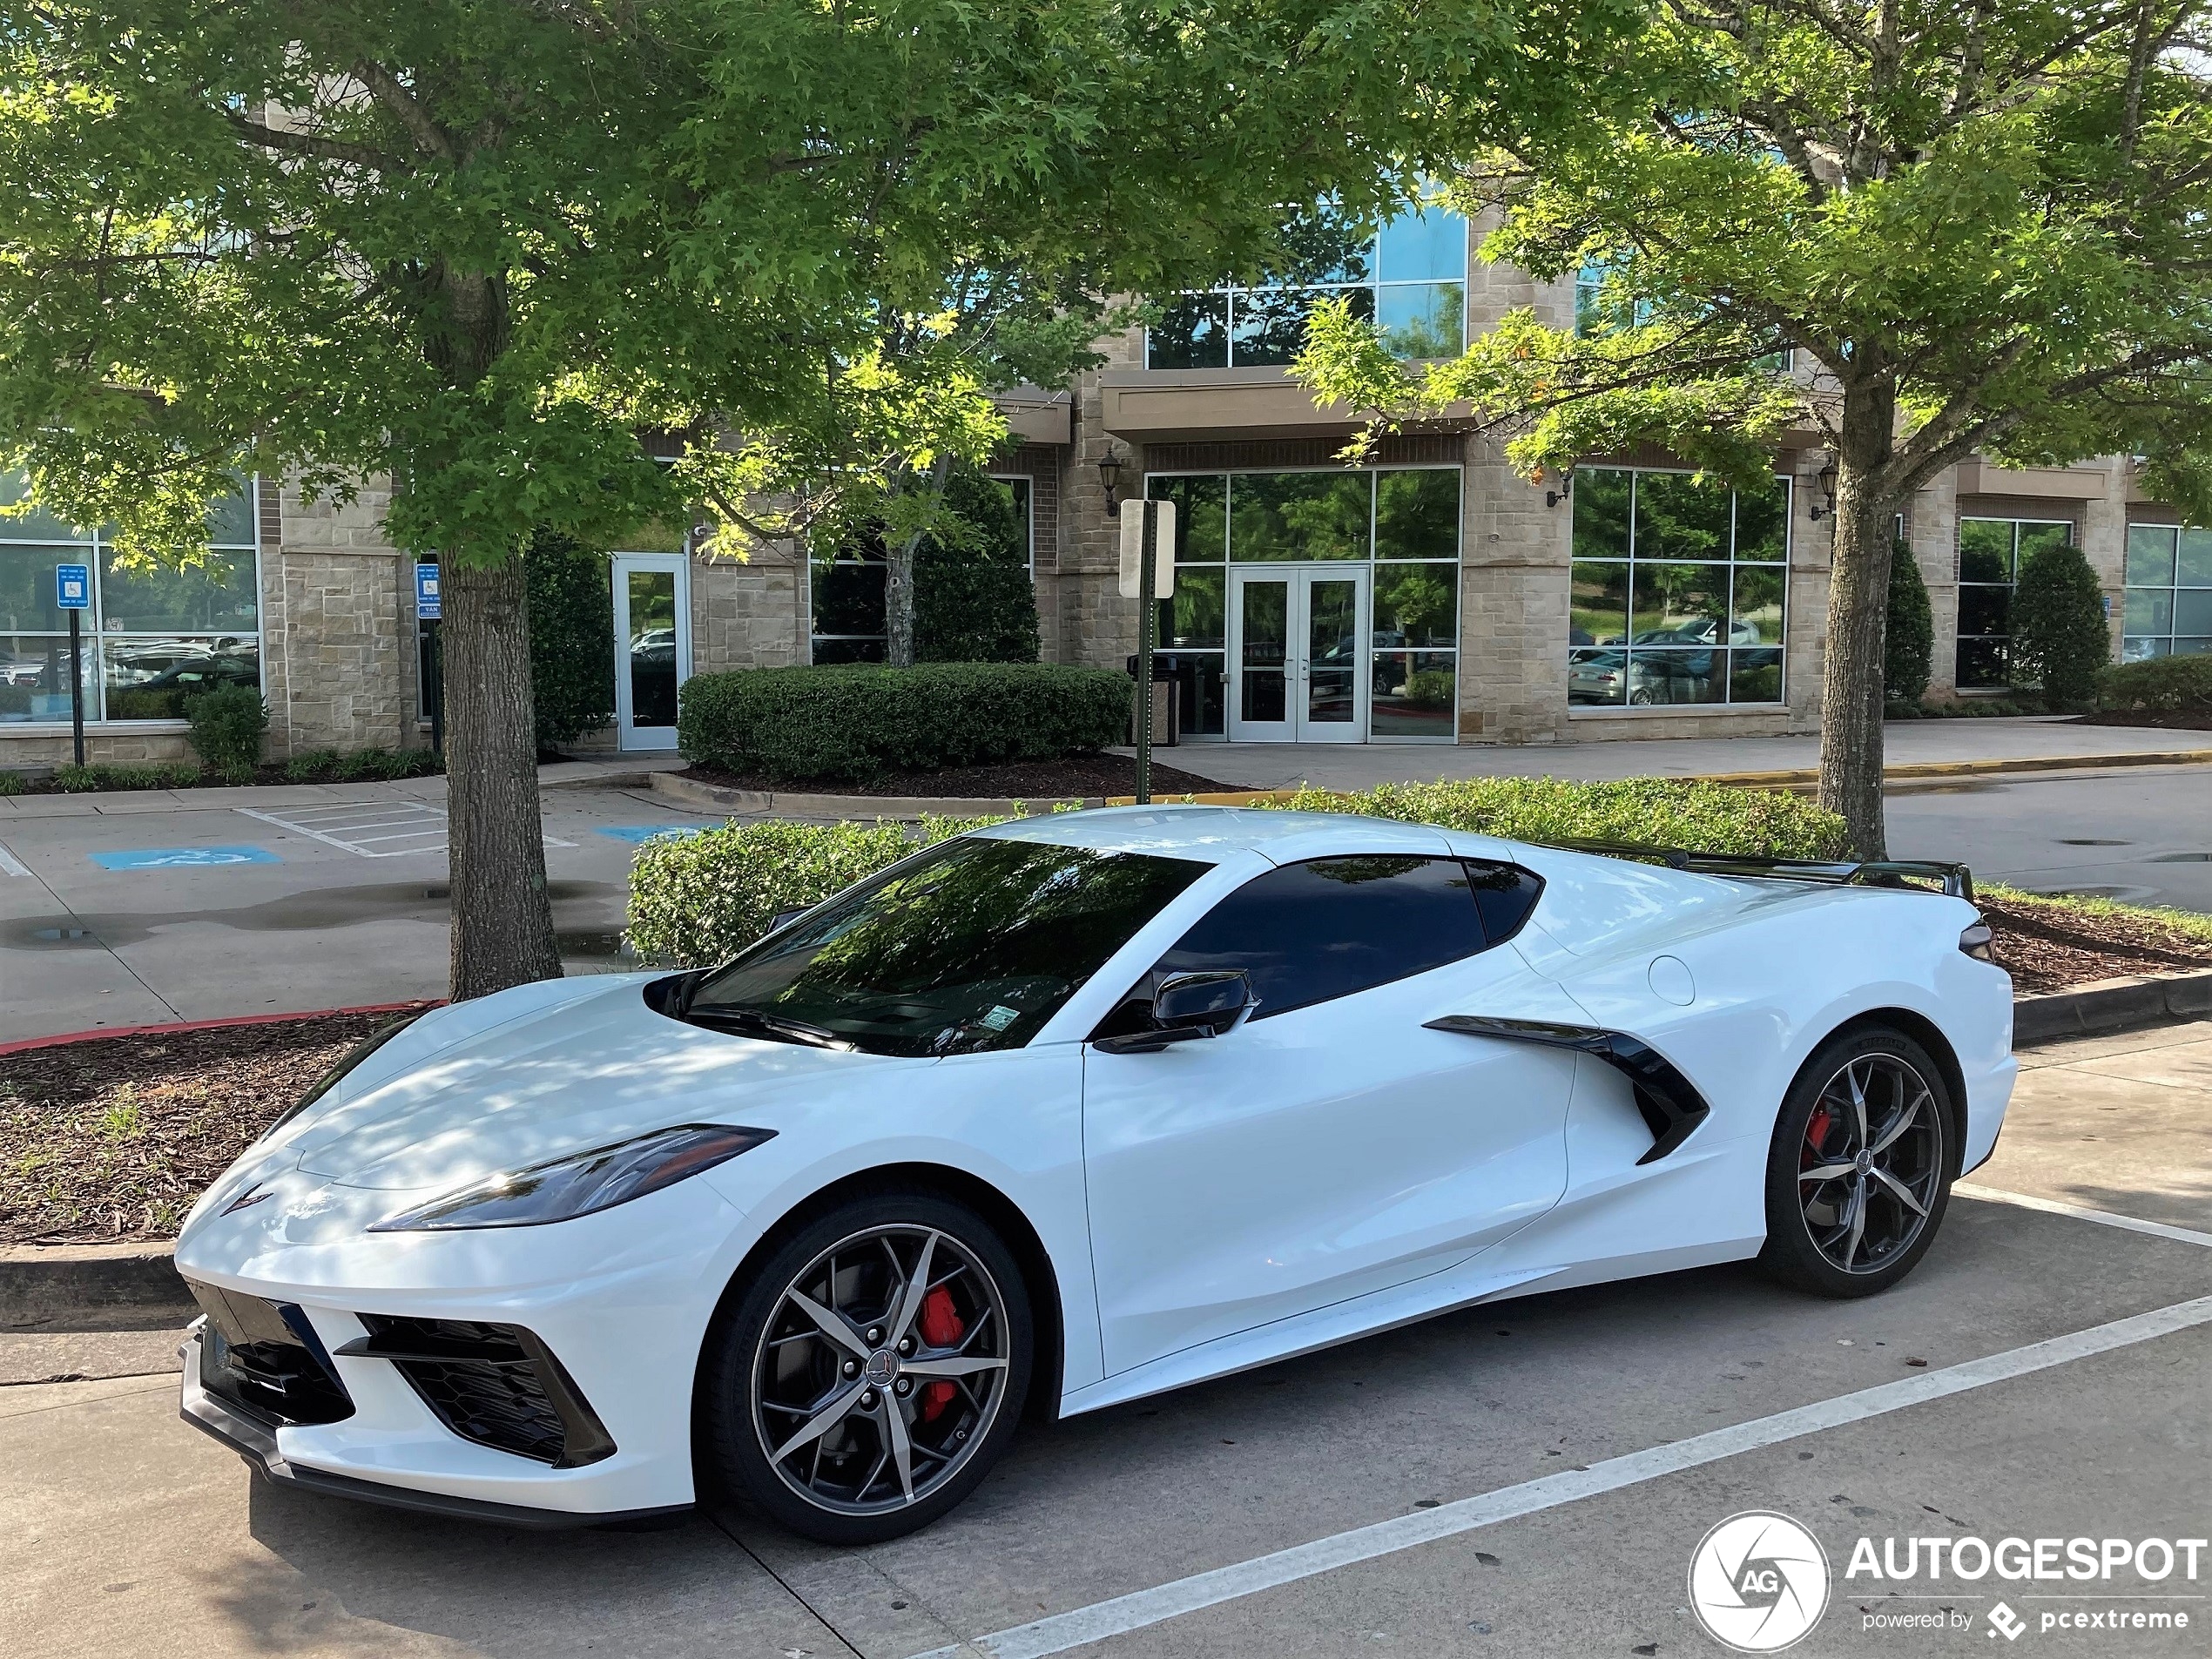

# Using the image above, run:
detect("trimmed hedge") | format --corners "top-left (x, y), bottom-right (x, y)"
top-left (677, 662), bottom-right (1131, 785)
top-left (2097, 653), bottom-right (2212, 712)
top-left (2011, 539), bottom-right (2110, 710)
top-left (184, 684), bottom-right (269, 783)
top-left (626, 814), bottom-right (1003, 966)
top-left (1261, 776), bottom-right (1850, 859)
top-left (625, 775), bottom-right (1849, 968)
top-left (1884, 536), bottom-right (1934, 709)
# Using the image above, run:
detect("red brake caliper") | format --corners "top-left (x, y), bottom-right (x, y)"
top-left (916, 1285), bottom-right (964, 1424)
top-left (1804, 1103), bottom-right (1832, 1167)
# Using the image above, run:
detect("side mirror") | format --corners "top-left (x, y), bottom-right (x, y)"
top-left (1094, 970), bottom-right (1253, 1054)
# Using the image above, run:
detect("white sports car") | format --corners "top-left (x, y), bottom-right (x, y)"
top-left (175, 806), bottom-right (2015, 1542)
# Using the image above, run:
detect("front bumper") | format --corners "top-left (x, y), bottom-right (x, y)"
top-left (179, 1325), bottom-right (691, 1530)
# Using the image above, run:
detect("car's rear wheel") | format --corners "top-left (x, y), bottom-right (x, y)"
top-left (1759, 1027), bottom-right (1954, 1298)
top-left (698, 1193), bottom-right (1033, 1543)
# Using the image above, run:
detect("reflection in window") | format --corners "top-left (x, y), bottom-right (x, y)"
top-left (1568, 468), bottom-right (1790, 707)
top-left (1146, 201), bottom-right (1468, 369)
top-left (2121, 523), bottom-right (2212, 662)
top-left (1151, 468), bottom-right (1460, 739)
top-left (1955, 517), bottom-right (2073, 689)
top-left (0, 472), bottom-right (261, 725)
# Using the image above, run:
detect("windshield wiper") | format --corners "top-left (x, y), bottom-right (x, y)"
top-left (685, 1004), bottom-right (854, 1051)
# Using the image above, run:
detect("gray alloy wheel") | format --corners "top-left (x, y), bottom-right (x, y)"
top-left (749, 1223), bottom-right (1014, 1519)
top-left (1796, 1051), bottom-right (1946, 1275)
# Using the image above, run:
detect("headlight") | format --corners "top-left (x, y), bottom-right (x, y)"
top-left (257, 1008), bottom-right (430, 1146)
top-left (366, 1124), bottom-right (776, 1232)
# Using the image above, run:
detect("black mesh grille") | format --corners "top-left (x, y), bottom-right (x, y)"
top-left (353, 1316), bottom-right (605, 1467)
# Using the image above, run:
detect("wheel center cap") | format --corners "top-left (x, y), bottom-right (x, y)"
top-left (864, 1349), bottom-right (900, 1386)
top-left (1854, 1150), bottom-right (1874, 1176)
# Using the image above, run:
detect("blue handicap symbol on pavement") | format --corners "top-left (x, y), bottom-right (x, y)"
top-left (91, 845), bottom-right (282, 870)
top-left (596, 825), bottom-right (708, 846)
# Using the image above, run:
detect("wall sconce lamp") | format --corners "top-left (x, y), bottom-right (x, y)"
top-left (1098, 445), bottom-right (1125, 518)
top-left (1808, 461), bottom-right (1838, 521)
top-left (1544, 470), bottom-right (1574, 509)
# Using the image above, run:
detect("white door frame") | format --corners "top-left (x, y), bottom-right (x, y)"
top-left (1227, 564), bottom-right (1370, 743)
top-left (612, 551), bottom-right (691, 752)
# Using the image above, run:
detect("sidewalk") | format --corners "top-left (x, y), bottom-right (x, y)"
top-left (0, 753), bottom-right (681, 819)
top-left (1154, 716), bottom-right (2212, 792)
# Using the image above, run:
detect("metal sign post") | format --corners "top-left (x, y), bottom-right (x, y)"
top-left (415, 563), bottom-right (444, 759)
top-left (55, 563), bottom-right (91, 767)
top-left (1117, 501), bottom-right (1176, 806)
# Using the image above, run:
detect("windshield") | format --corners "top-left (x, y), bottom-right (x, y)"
top-left (681, 837), bottom-right (1209, 1057)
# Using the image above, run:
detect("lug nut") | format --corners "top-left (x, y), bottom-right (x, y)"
top-left (860, 1390), bottom-right (878, 1409)
top-left (897, 1337), bottom-right (914, 1355)
top-left (894, 1378), bottom-right (913, 1396)
top-left (866, 1327), bottom-right (884, 1345)
top-left (843, 1359), bottom-right (860, 1378)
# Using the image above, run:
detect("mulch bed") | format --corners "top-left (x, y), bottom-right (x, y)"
top-left (682, 752), bottom-right (1251, 800)
top-left (3, 895), bottom-right (2206, 1245)
top-left (0, 1011), bottom-right (397, 1245)
top-left (2067, 710), bottom-right (2212, 731)
top-left (1979, 892), bottom-right (2212, 995)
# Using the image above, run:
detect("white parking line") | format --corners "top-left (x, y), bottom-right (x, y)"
top-left (910, 1293), bottom-right (2212, 1659)
top-left (1955, 1182), bottom-right (2212, 1250)
top-left (0, 840), bottom-right (30, 878)
top-left (234, 802), bottom-right (575, 859)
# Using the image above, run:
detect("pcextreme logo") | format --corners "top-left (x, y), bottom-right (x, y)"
top-left (1688, 1511), bottom-right (1833, 1653)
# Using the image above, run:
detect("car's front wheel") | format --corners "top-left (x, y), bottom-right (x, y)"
top-left (1759, 1027), bottom-right (1956, 1298)
top-left (698, 1193), bottom-right (1033, 1543)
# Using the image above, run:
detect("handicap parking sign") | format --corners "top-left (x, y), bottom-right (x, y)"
top-left (91, 845), bottom-right (282, 870)
top-left (55, 563), bottom-right (91, 610)
top-left (415, 562), bottom-right (442, 620)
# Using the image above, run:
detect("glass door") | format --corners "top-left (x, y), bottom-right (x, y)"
top-left (612, 552), bottom-right (691, 752)
top-left (1228, 567), bottom-right (1368, 742)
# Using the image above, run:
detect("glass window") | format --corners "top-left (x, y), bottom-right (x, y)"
top-left (1373, 563), bottom-right (1458, 648)
top-left (1374, 469), bottom-right (1460, 561)
top-left (1146, 200), bottom-right (1468, 368)
top-left (1157, 567), bottom-right (1224, 651)
top-left (1150, 854), bottom-right (1486, 1019)
top-left (1229, 472), bottom-right (1372, 562)
top-left (987, 475), bottom-right (1034, 573)
top-left (2124, 523), bottom-right (2212, 661)
top-left (1958, 517), bottom-right (2070, 688)
top-left (1568, 469), bottom-right (1788, 705)
top-left (0, 471), bottom-right (263, 725)
top-left (1371, 651), bottom-right (1458, 737)
top-left (811, 551), bottom-right (887, 662)
top-left (684, 837), bottom-right (1209, 1057)
top-left (1150, 475), bottom-right (1228, 563)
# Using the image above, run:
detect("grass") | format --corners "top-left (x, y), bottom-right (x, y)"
top-left (1982, 882), bottom-right (2212, 943)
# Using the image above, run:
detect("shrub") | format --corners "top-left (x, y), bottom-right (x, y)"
top-left (2010, 540), bottom-right (2109, 711)
top-left (283, 749), bottom-right (341, 783)
top-left (1402, 668), bottom-right (1456, 709)
top-left (527, 529), bottom-right (617, 748)
top-left (2098, 653), bottom-right (2212, 712)
top-left (53, 761), bottom-right (201, 792)
top-left (183, 683), bottom-right (269, 782)
top-left (1884, 536), bottom-right (1933, 709)
top-left (678, 662), bottom-right (1131, 785)
top-left (0, 769), bottom-right (24, 796)
top-left (626, 814), bottom-right (1003, 966)
top-left (1265, 776), bottom-right (1850, 859)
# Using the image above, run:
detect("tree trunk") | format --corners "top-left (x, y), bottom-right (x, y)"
top-left (1816, 377), bottom-right (1902, 861)
top-left (885, 537), bottom-right (916, 667)
top-left (443, 551), bottom-right (563, 999)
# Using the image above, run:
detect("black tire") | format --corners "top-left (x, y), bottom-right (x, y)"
top-left (1758, 1026), bottom-right (1956, 1298)
top-left (698, 1192), bottom-right (1033, 1544)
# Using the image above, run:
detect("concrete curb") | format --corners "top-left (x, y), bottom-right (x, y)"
top-left (1, 1241), bottom-right (193, 1330)
top-left (10, 968), bottom-right (2207, 1327)
top-left (1691, 747), bottom-right (2212, 791)
top-left (649, 770), bottom-right (1093, 821)
top-left (2011, 967), bottom-right (2212, 1046)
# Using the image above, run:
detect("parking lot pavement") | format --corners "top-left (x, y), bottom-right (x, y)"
top-left (3, 1027), bottom-right (2209, 1658)
top-left (0, 783), bottom-right (725, 1040)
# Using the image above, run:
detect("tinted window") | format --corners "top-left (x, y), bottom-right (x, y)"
top-left (1467, 861), bottom-right (1543, 943)
top-left (1153, 854), bottom-right (1485, 1020)
top-left (685, 838), bottom-right (1207, 1056)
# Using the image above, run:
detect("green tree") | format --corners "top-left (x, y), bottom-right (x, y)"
top-left (1885, 536), bottom-right (1933, 710)
top-left (916, 467), bottom-right (1040, 664)
top-left (2012, 539), bottom-right (2110, 711)
top-left (1294, 2), bottom-right (2212, 855)
top-left (1, 0), bottom-right (1608, 995)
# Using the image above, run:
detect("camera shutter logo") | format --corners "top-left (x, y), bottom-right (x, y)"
top-left (1687, 1511), bottom-right (1831, 1652)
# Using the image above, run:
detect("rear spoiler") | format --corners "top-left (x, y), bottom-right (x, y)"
top-left (1546, 840), bottom-right (1975, 902)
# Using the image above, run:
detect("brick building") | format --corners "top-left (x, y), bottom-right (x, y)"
top-left (3, 204), bottom-right (2203, 769)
